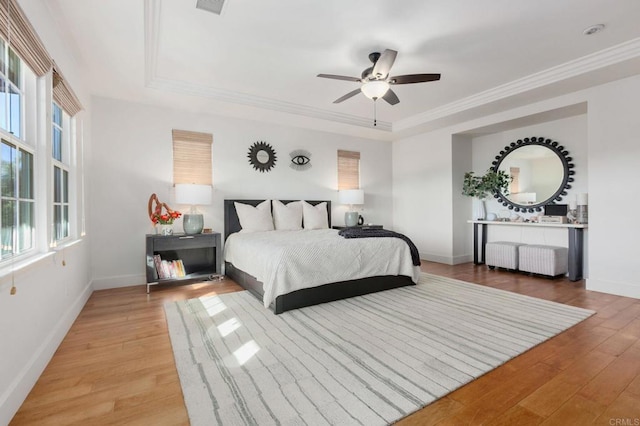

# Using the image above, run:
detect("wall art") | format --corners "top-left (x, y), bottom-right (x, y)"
top-left (289, 149), bottom-right (312, 171)
top-left (248, 141), bottom-right (277, 172)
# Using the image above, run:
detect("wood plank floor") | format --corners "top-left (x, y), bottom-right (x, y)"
top-left (10, 262), bottom-right (640, 425)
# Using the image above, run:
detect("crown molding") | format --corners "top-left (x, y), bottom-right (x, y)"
top-left (143, 0), bottom-right (391, 132)
top-left (394, 37), bottom-right (640, 132)
top-left (144, 0), bottom-right (640, 135)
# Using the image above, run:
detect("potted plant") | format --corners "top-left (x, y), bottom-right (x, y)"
top-left (462, 169), bottom-right (511, 220)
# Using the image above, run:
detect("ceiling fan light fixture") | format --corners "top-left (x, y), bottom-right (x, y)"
top-left (361, 80), bottom-right (390, 100)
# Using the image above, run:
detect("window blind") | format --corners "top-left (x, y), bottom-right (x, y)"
top-left (53, 64), bottom-right (83, 116)
top-left (172, 129), bottom-right (213, 185)
top-left (337, 149), bottom-right (360, 190)
top-left (0, 0), bottom-right (52, 76)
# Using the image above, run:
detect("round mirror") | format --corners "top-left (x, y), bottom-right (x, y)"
top-left (248, 141), bottom-right (277, 172)
top-left (256, 150), bottom-right (269, 164)
top-left (491, 137), bottom-right (574, 212)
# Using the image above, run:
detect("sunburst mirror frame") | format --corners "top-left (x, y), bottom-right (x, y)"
top-left (491, 136), bottom-right (574, 213)
top-left (248, 141), bottom-right (277, 172)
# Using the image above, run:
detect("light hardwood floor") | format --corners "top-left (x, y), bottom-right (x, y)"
top-left (10, 262), bottom-right (640, 425)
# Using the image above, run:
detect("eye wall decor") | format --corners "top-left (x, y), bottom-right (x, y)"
top-left (491, 136), bottom-right (574, 213)
top-left (289, 149), bottom-right (312, 171)
top-left (247, 141), bottom-right (277, 172)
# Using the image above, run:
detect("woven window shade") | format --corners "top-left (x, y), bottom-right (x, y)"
top-left (0, 0), bottom-right (52, 76)
top-left (172, 129), bottom-right (213, 185)
top-left (337, 150), bottom-right (360, 190)
top-left (53, 65), bottom-right (83, 116)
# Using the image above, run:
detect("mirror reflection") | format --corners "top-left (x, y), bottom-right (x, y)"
top-left (497, 145), bottom-right (564, 206)
top-left (256, 150), bottom-right (270, 164)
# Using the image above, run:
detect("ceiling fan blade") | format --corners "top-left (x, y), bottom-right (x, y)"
top-left (389, 73), bottom-right (441, 84)
top-left (317, 74), bottom-right (361, 82)
top-left (382, 89), bottom-right (400, 105)
top-left (371, 49), bottom-right (397, 79)
top-left (333, 88), bottom-right (362, 104)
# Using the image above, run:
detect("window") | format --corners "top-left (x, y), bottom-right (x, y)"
top-left (337, 150), bottom-right (360, 190)
top-left (172, 129), bottom-right (213, 185)
top-left (0, 39), bottom-right (22, 138)
top-left (0, 0), bottom-right (86, 262)
top-left (0, 139), bottom-right (34, 258)
top-left (510, 167), bottom-right (520, 194)
top-left (0, 37), bottom-right (33, 260)
top-left (52, 102), bottom-right (69, 241)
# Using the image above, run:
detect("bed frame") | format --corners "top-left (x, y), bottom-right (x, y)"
top-left (223, 199), bottom-right (415, 314)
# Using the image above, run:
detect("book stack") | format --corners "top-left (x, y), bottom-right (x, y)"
top-left (153, 254), bottom-right (187, 279)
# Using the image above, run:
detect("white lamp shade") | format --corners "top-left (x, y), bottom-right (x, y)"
top-left (361, 80), bottom-right (390, 100)
top-left (175, 184), bottom-right (212, 205)
top-left (338, 189), bottom-right (364, 205)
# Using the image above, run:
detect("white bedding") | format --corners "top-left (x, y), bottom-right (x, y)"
top-left (223, 229), bottom-right (420, 308)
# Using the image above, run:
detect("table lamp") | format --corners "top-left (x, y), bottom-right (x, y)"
top-left (175, 184), bottom-right (212, 234)
top-left (338, 189), bottom-right (364, 227)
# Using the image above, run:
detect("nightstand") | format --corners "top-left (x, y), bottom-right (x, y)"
top-left (145, 232), bottom-right (222, 293)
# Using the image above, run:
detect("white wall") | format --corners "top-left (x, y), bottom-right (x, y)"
top-left (0, 1), bottom-right (93, 423)
top-left (392, 129), bottom-right (454, 263)
top-left (587, 76), bottom-right (640, 298)
top-left (90, 96), bottom-right (394, 289)
top-left (393, 74), bottom-right (640, 299)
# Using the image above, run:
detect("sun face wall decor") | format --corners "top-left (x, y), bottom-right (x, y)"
top-left (247, 141), bottom-right (277, 172)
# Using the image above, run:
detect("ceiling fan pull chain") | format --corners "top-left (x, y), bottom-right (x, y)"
top-left (373, 100), bottom-right (377, 127)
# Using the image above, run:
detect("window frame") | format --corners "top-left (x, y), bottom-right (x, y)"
top-left (0, 137), bottom-right (35, 260)
top-left (52, 101), bottom-right (71, 243)
top-left (0, 39), bottom-right (23, 139)
top-left (0, 41), bottom-right (35, 262)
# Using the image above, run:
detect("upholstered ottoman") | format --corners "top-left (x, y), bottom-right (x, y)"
top-left (519, 245), bottom-right (568, 277)
top-left (485, 241), bottom-right (525, 270)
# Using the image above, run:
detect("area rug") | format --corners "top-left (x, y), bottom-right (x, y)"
top-left (164, 273), bottom-right (594, 426)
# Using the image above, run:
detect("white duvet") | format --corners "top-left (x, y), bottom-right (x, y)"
top-left (223, 229), bottom-right (420, 308)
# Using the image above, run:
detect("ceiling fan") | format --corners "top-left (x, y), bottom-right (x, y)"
top-left (317, 49), bottom-right (441, 106)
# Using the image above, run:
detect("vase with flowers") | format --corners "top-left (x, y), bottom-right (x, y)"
top-left (462, 169), bottom-right (511, 220)
top-left (148, 193), bottom-right (182, 235)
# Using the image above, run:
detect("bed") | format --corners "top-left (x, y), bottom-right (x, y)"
top-left (223, 199), bottom-right (419, 314)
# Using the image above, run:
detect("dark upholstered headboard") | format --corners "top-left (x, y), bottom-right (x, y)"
top-left (224, 200), bottom-right (331, 241)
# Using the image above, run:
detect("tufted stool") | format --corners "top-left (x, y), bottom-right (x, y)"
top-left (519, 245), bottom-right (568, 277)
top-left (485, 241), bottom-right (526, 270)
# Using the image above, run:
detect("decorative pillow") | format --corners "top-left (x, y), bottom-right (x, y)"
top-left (234, 200), bottom-right (274, 232)
top-left (302, 201), bottom-right (329, 230)
top-left (272, 200), bottom-right (303, 231)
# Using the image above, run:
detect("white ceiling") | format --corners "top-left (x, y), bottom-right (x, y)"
top-left (45, 0), bottom-right (640, 139)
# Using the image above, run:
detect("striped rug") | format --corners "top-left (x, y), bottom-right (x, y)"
top-left (164, 273), bottom-right (593, 426)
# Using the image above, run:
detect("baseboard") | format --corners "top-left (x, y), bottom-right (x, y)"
top-left (0, 280), bottom-right (93, 425)
top-left (451, 254), bottom-right (473, 265)
top-left (91, 273), bottom-right (146, 290)
top-left (586, 277), bottom-right (640, 299)
top-left (420, 252), bottom-right (454, 265)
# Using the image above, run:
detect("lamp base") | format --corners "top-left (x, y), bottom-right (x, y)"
top-left (344, 211), bottom-right (359, 227)
top-left (183, 214), bottom-right (204, 234)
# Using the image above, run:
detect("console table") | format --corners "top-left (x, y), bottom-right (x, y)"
top-left (469, 220), bottom-right (587, 281)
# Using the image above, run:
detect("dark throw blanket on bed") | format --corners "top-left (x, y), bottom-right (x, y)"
top-left (338, 228), bottom-right (421, 266)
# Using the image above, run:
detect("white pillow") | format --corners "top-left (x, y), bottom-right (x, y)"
top-left (272, 200), bottom-right (303, 231)
top-left (234, 200), bottom-right (274, 232)
top-left (302, 201), bottom-right (329, 230)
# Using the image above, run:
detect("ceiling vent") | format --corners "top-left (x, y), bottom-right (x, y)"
top-left (196, 0), bottom-right (226, 15)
